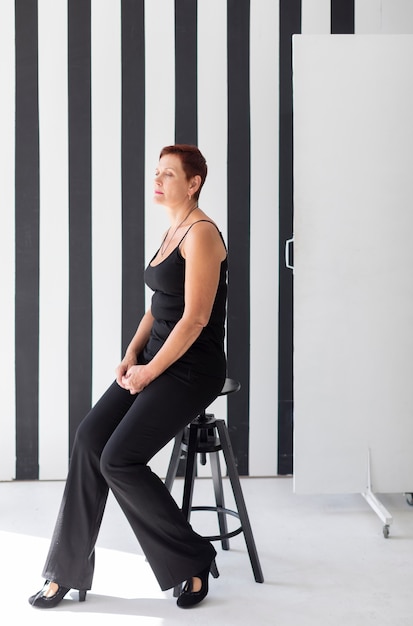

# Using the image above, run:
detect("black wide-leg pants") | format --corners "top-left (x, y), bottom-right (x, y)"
top-left (41, 368), bottom-right (224, 592)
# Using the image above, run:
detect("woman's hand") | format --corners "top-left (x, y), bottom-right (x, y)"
top-left (115, 308), bottom-right (155, 389)
top-left (120, 364), bottom-right (154, 394)
top-left (115, 353), bottom-right (137, 388)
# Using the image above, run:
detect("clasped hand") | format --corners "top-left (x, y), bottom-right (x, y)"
top-left (115, 359), bottom-right (153, 394)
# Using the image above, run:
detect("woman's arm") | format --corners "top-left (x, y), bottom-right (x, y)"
top-left (115, 308), bottom-right (154, 387)
top-left (122, 222), bottom-right (226, 394)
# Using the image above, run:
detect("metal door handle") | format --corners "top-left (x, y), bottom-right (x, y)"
top-left (285, 236), bottom-right (294, 271)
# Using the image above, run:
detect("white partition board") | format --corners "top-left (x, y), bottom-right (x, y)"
top-left (292, 35), bottom-right (413, 495)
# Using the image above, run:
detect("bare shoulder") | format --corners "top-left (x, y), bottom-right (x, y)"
top-left (182, 216), bottom-right (226, 260)
top-left (190, 218), bottom-right (220, 234)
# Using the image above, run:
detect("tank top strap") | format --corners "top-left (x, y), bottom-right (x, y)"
top-left (177, 219), bottom-right (221, 246)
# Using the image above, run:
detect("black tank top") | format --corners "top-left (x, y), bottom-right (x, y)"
top-left (143, 221), bottom-right (227, 378)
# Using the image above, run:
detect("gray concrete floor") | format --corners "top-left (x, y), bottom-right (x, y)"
top-left (1, 476), bottom-right (412, 625)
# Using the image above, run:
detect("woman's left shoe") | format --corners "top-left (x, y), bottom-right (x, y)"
top-left (176, 559), bottom-right (219, 609)
top-left (29, 581), bottom-right (87, 609)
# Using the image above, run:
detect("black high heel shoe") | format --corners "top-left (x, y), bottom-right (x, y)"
top-left (176, 559), bottom-right (219, 609)
top-left (28, 581), bottom-right (87, 609)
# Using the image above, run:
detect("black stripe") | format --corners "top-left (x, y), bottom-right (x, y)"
top-left (174, 0), bottom-right (198, 144)
top-left (278, 0), bottom-right (301, 475)
top-left (14, 0), bottom-right (40, 480)
top-left (174, 0), bottom-right (199, 477)
top-left (121, 0), bottom-right (146, 353)
top-left (227, 0), bottom-right (250, 476)
top-left (68, 0), bottom-right (92, 453)
top-left (331, 0), bottom-right (355, 34)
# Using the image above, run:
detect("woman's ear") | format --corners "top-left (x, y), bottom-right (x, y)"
top-left (189, 175), bottom-right (201, 194)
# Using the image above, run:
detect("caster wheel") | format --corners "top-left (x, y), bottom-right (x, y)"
top-left (383, 524), bottom-right (390, 538)
top-left (405, 493), bottom-right (413, 506)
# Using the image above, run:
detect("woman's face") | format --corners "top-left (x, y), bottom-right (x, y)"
top-left (153, 154), bottom-right (192, 208)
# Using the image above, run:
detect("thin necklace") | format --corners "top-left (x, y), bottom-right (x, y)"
top-left (160, 204), bottom-right (198, 256)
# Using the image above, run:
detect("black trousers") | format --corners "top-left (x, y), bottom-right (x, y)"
top-left (41, 367), bottom-right (224, 591)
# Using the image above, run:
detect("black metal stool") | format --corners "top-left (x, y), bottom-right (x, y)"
top-left (165, 378), bottom-right (264, 596)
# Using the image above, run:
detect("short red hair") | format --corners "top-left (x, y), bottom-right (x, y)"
top-left (159, 144), bottom-right (207, 200)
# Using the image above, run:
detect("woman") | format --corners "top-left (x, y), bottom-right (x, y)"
top-left (29, 144), bottom-right (228, 609)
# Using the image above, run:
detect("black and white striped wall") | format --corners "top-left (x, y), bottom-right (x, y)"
top-left (1, 0), bottom-right (412, 481)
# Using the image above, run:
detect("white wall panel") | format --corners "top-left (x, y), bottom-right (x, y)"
top-left (293, 35), bottom-right (413, 494)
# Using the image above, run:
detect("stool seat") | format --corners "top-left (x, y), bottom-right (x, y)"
top-left (165, 377), bottom-right (264, 596)
top-left (220, 378), bottom-right (241, 395)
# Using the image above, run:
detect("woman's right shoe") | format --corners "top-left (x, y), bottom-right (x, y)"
top-left (176, 559), bottom-right (219, 609)
top-left (28, 581), bottom-right (87, 609)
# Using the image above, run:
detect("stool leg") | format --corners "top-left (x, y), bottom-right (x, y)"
top-left (181, 422), bottom-right (198, 519)
top-left (209, 451), bottom-right (230, 550)
top-left (165, 430), bottom-right (184, 492)
top-left (216, 420), bottom-right (264, 583)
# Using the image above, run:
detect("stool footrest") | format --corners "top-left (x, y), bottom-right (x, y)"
top-left (190, 505), bottom-right (243, 541)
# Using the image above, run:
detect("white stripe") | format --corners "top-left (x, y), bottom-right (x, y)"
top-left (301, 0), bottom-right (331, 34)
top-left (356, 0), bottom-right (413, 33)
top-left (144, 0), bottom-right (177, 478)
top-left (91, 0), bottom-right (123, 403)
top-left (355, 0), bottom-right (382, 33)
top-left (381, 0), bottom-right (413, 32)
top-left (38, 0), bottom-right (69, 478)
top-left (249, 0), bottom-right (280, 476)
top-left (144, 0), bottom-right (176, 271)
top-left (0, 0), bottom-right (16, 481)
top-left (197, 0), bottom-right (228, 477)
top-left (197, 0), bottom-right (228, 237)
